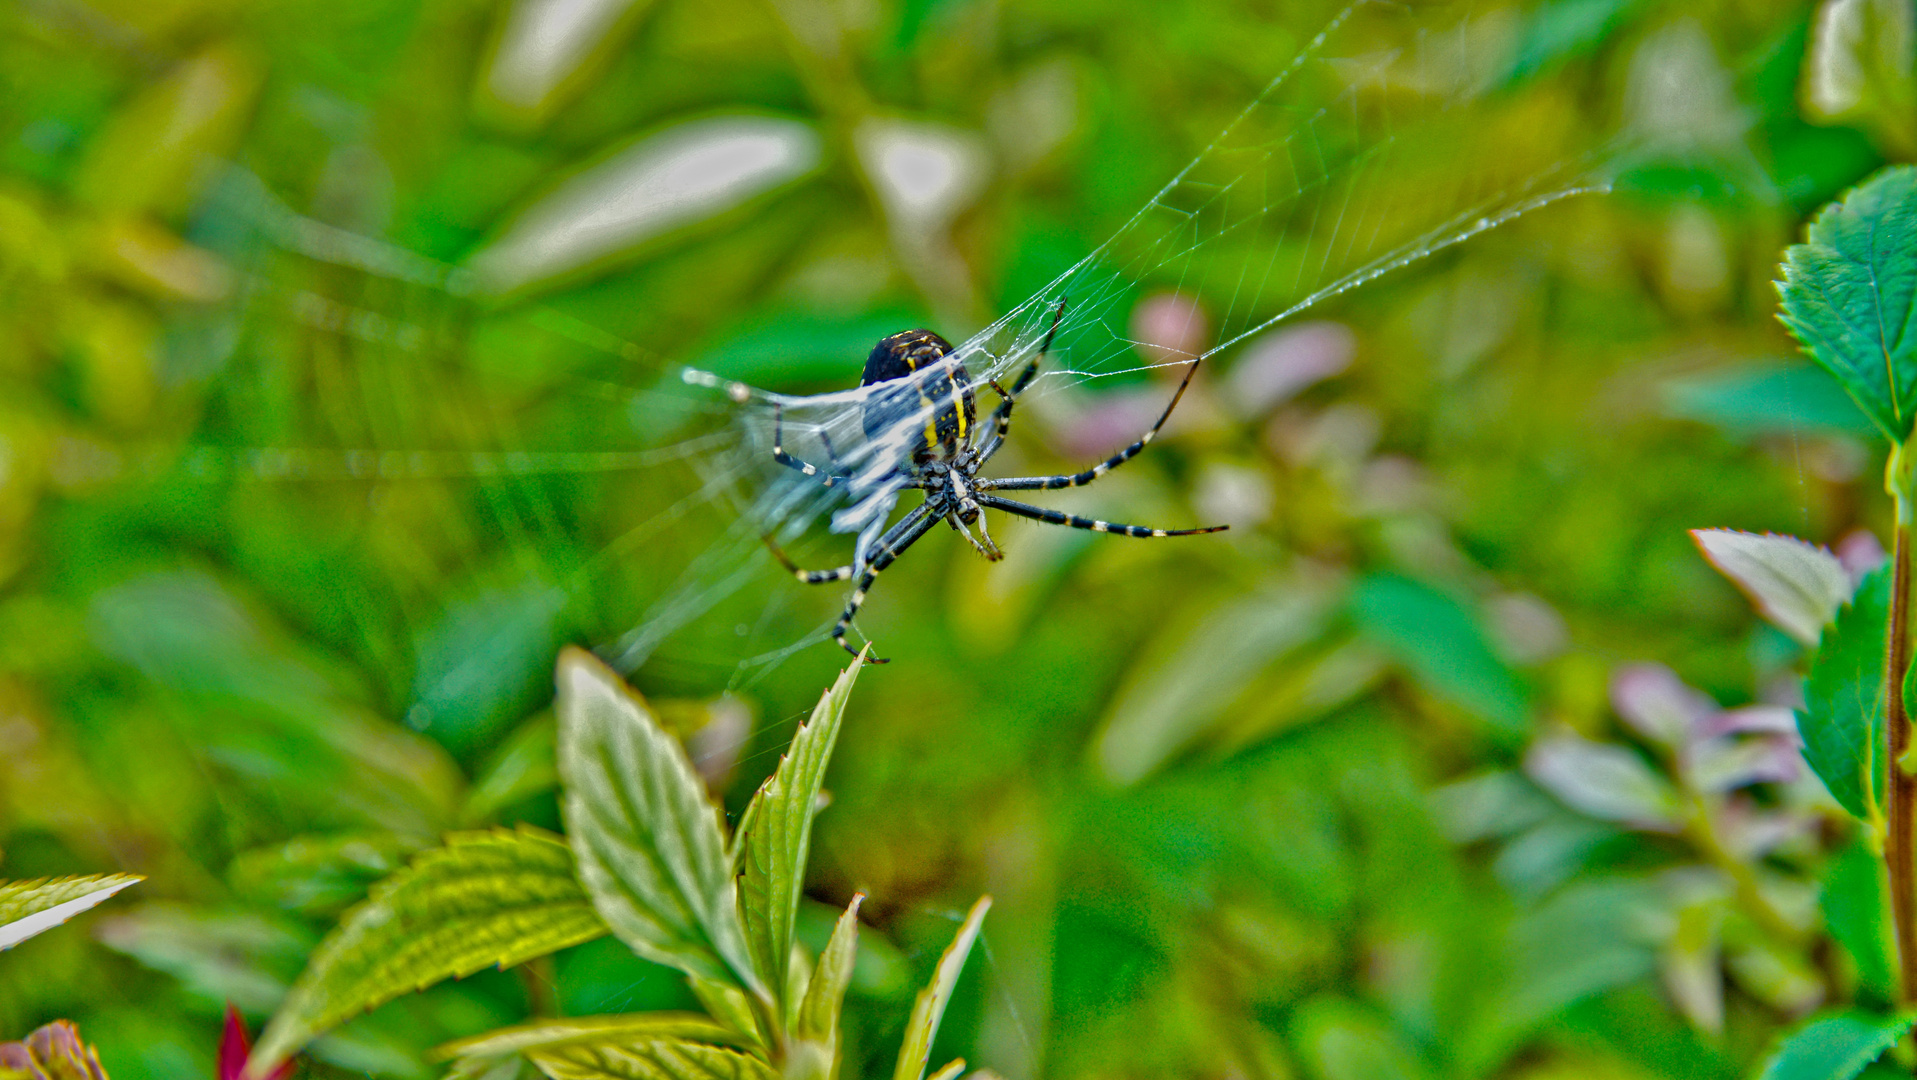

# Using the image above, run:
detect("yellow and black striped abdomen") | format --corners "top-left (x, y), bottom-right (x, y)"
top-left (860, 329), bottom-right (975, 464)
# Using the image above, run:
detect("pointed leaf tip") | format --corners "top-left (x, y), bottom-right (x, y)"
top-left (894, 896), bottom-right (991, 1080)
top-left (739, 648), bottom-right (864, 1012)
top-left (0, 873), bottom-right (143, 951)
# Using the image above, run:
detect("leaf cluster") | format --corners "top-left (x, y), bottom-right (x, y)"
top-left (247, 648), bottom-right (989, 1080)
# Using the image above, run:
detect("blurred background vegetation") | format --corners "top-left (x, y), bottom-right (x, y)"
top-left (0, 0), bottom-right (1911, 1076)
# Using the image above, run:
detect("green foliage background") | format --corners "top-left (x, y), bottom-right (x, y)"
top-left (0, 0), bottom-right (1906, 1077)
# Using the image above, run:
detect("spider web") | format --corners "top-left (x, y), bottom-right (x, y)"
top-left (172, 0), bottom-right (1622, 689)
top-left (671, 0), bottom-right (1615, 676)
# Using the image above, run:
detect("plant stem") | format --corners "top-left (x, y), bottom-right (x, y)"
top-left (1888, 507), bottom-right (1917, 1002)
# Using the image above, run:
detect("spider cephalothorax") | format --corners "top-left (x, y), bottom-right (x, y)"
top-left (768, 303), bottom-right (1227, 663)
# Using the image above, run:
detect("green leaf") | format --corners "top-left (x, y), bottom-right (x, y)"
top-left (1777, 165), bottom-right (1917, 441)
top-left (249, 826), bottom-right (608, 1076)
top-left (1349, 573), bottom-right (1530, 739)
top-left (0, 874), bottom-right (142, 950)
top-left (556, 647), bottom-right (760, 995)
top-left (433, 1015), bottom-right (747, 1062)
top-left (1823, 838), bottom-right (1897, 1004)
top-left (923, 1061), bottom-right (965, 1080)
top-left (893, 896), bottom-right (991, 1080)
top-left (785, 894), bottom-right (865, 1080)
top-left (1754, 1010), bottom-right (1916, 1080)
top-left (737, 651), bottom-right (863, 1012)
top-left (526, 1041), bottom-right (776, 1080)
top-left (1800, 564), bottom-right (1891, 820)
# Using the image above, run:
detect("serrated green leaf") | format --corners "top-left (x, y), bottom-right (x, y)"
top-left (433, 1015), bottom-right (746, 1063)
top-left (1800, 564), bottom-right (1890, 820)
top-left (1823, 838), bottom-right (1897, 1004)
top-left (556, 647), bottom-right (760, 996)
top-left (527, 1040), bottom-right (776, 1080)
top-left (1754, 1010), bottom-right (1916, 1080)
top-left (1777, 165), bottom-right (1917, 441)
top-left (893, 896), bottom-right (991, 1080)
top-left (738, 651), bottom-right (863, 1013)
top-left (787, 894), bottom-right (864, 1080)
top-left (0, 874), bottom-right (142, 950)
top-left (248, 826), bottom-right (607, 1077)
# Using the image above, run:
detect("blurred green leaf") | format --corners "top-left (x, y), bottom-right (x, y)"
top-left (71, 43), bottom-right (263, 216)
top-left (893, 896), bottom-right (989, 1080)
top-left (1094, 586), bottom-right (1335, 785)
top-left (0, 874), bottom-right (141, 951)
top-left (463, 714), bottom-right (559, 827)
top-left (737, 651), bottom-right (861, 1011)
top-left (1503, 0), bottom-right (1640, 85)
top-left (1800, 563), bottom-right (1891, 821)
top-left (1661, 362), bottom-right (1878, 438)
top-left (1290, 996), bottom-right (1434, 1080)
top-left (1754, 1010), bottom-right (1916, 1080)
top-left (227, 832), bottom-right (418, 916)
top-left (89, 571), bottom-right (464, 837)
top-left (249, 826), bottom-right (608, 1076)
top-left (555, 647), bottom-right (760, 995)
top-left (1777, 165), bottom-right (1917, 442)
top-left (1822, 839), bottom-right (1895, 1003)
top-left (1349, 574), bottom-right (1530, 739)
top-left (526, 1041), bottom-right (775, 1080)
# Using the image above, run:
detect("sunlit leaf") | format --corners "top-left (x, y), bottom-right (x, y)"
top-left (1692, 529), bottom-right (1853, 646)
top-left (248, 826), bottom-right (608, 1076)
top-left (555, 647), bottom-right (760, 994)
top-left (1777, 165), bottom-right (1917, 441)
top-left (527, 1040), bottom-right (775, 1080)
top-left (1753, 1010), bottom-right (1916, 1080)
top-left (71, 42), bottom-right (263, 215)
top-left (1799, 564), bottom-right (1891, 821)
top-left (0, 874), bottom-right (141, 950)
top-left (738, 650), bottom-right (862, 1012)
top-left (466, 116), bottom-right (822, 294)
top-left (433, 1015), bottom-right (745, 1063)
top-left (893, 896), bottom-right (990, 1080)
top-left (1803, 0), bottom-right (1916, 154)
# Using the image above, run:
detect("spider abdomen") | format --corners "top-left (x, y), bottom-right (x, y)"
top-left (860, 329), bottom-right (974, 464)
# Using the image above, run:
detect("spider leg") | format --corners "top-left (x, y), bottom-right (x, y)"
top-left (762, 503), bottom-right (932, 584)
top-left (975, 494), bottom-right (1226, 538)
top-left (830, 508), bottom-right (941, 663)
top-left (975, 299), bottom-right (1067, 463)
top-left (772, 402), bottom-right (851, 487)
top-left (979, 356), bottom-right (1200, 492)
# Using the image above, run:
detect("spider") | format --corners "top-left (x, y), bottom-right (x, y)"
top-left (766, 302), bottom-right (1228, 663)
